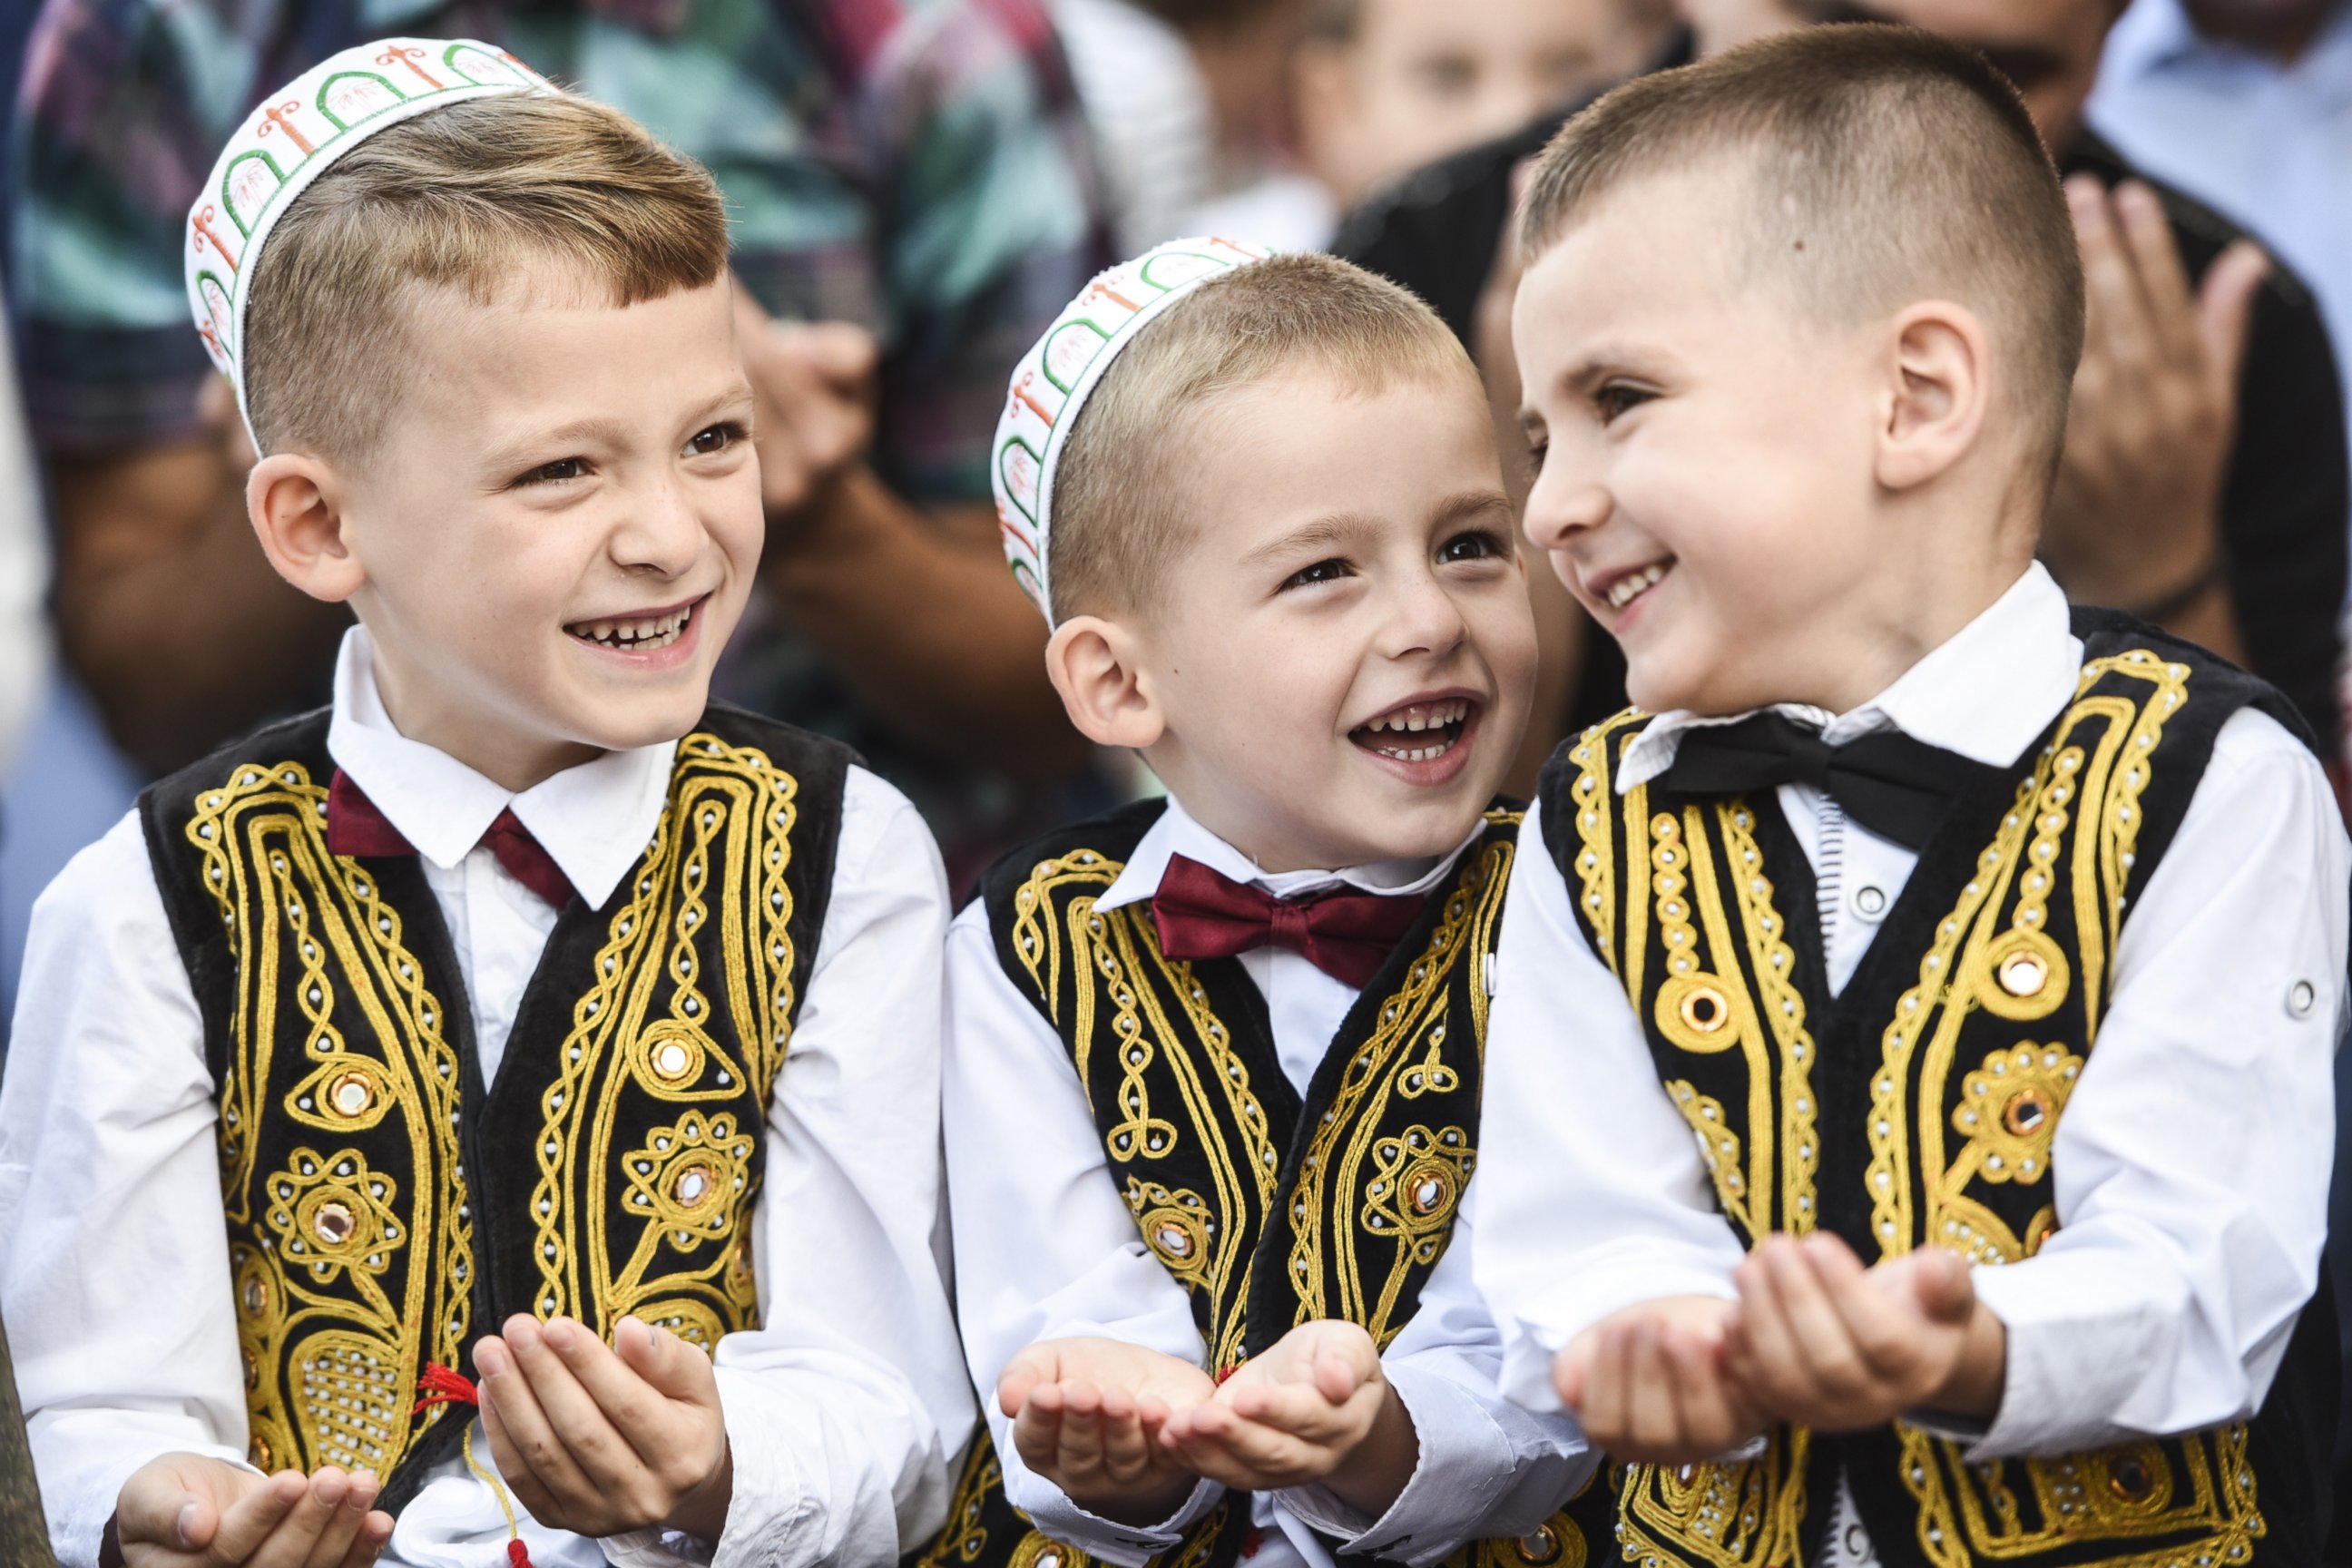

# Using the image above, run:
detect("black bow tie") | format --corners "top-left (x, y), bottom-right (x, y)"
top-left (1661, 712), bottom-right (1987, 851)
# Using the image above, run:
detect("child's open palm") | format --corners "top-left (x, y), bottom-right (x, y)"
top-left (113, 1455), bottom-right (389, 1568)
top-left (1159, 1320), bottom-right (1417, 1514)
top-left (997, 1337), bottom-right (1215, 1523)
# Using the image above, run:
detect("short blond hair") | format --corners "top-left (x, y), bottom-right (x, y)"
top-left (1521, 24), bottom-right (2083, 480)
top-left (242, 93), bottom-right (730, 461)
top-left (1049, 252), bottom-right (1473, 621)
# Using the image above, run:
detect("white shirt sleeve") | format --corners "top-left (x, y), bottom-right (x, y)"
top-left (1275, 1207), bottom-right (1599, 1564)
top-left (941, 898), bottom-right (1224, 1567)
top-left (1470, 796), bottom-right (1749, 1416)
top-left (0, 813), bottom-right (250, 1567)
top-left (636, 767), bottom-right (974, 1568)
top-left (1959, 708), bottom-right (2345, 1456)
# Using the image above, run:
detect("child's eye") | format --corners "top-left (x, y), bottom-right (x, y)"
top-left (1281, 558), bottom-right (1353, 592)
top-left (1524, 438), bottom-right (1549, 477)
top-left (686, 421), bottom-right (749, 457)
top-left (515, 456), bottom-right (589, 487)
top-left (1595, 384), bottom-right (1655, 425)
top-left (1439, 529), bottom-right (1507, 564)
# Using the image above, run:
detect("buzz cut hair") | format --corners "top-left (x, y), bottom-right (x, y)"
top-left (1047, 251), bottom-right (1476, 623)
top-left (1520, 23), bottom-right (2085, 479)
top-left (242, 93), bottom-right (730, 462)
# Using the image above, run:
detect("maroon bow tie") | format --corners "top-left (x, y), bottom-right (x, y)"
top-left (327, 770), bottom-right (576, 909)
top-left (1150, 854), bottom-right (1425, 989)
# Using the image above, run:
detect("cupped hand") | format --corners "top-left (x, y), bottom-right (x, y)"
top-left (114, 1454), bottom-right (389, 1568)
top-left (997, 1337), bottom-right (1215, 1524)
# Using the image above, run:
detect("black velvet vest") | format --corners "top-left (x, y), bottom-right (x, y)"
top-left (1538, 613), bottom-right (2336, 1568)
top-left (139, 704), bottom-right (849, 1513)
top-left (914, 801), bottom-right (1592, 1568)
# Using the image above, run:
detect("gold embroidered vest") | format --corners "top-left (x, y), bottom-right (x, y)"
top-left (140, 705), bottom-right (851, 1512)
top-left (1538, 613), bottom-right (2333, 1568)
top-left (915, 800), bottom-right (1593, 1568)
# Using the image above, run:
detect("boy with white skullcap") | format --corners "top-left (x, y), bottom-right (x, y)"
top-left (913, 241), bottom-right (1592, 1568)
top-left (0, 41), bottom-right (970, 1568)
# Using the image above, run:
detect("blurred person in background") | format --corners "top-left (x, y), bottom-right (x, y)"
top-left (1049, 0), bottom-right (1323, 251)
top-left (1293, 0), bottom-right (1676, 221)
top-left (0, 318), bottom-right (48, 785)
top-left (1341, 0), bottom-right (2347, 772)
top-left (11, 0), bottom-right (1114, 889)
top-left (2087, 0), bottom-right (2352, 744)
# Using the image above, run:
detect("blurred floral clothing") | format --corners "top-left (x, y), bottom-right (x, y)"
top-left (12, 0), bottom-right (1118, 878)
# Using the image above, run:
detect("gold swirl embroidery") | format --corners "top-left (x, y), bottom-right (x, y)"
top-left (1951, 1043), bottom-right (2079, 1189)
top-left (1565, 720), bottom-right (1643, 973)
top-left (1466, 1514), bottom-right (1587, 1568)
top-left (527, 734), bottom-right (798, 1326)
top-left (1667, 1081), bottom-right (1751, 1237)
top-left (1360, 1124), bottom-right (1474, 1262)
top-left (188, 760), bottom-right (471, 1480)
top-left (1651, 812), bottom-right (1736, 1053)
top-left (1717, 804), bottom-right (1818, 1240)
top-left (1280, 838), bottom-right (1511, 1346)
top-left (1126, 1179), bottom-right (1215, 1291)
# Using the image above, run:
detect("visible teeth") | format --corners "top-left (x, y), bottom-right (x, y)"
top-left (1363, 698), bottom-right (1470, 735)
top-left (1604, 562), bottom-right (1669, 610)
top-left (572, 604), bottom-right (693, 650)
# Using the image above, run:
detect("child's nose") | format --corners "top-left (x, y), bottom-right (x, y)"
top-left (612, 475), bottom-right (705, 574)
top-left (1523, 475), bottom-right (1612, 553)
top-left (1383, 573), bottom-right (1470, 659)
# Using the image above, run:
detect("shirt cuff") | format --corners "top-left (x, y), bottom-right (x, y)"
top-left (603, 1526), bottom-right (718, 1567)
top-left (1275, 1360), bottom-right (1514, 1566)
top-left (695, 1365), bottom-right (812, 1568)
top-left (997, 1440), bottom-right (1221, 1568)
top-left (1954, 1258), bottom-right (2161, 1458)
top-left (1497, 1265), bottom-right (1740, 1415)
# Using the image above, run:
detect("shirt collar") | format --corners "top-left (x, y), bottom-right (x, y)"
top-left (1614, 564), bottom-right (2082, 794)
top-left (324, 626), bottom-right (676, 906)
top-left (2102, 0), bottom-right (2207, 81)
top-left (1094, 795), bottom-right (1480, 915)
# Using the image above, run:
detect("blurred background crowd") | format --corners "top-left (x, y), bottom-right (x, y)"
top-left (0, 0), bottom-right (2347, 1532)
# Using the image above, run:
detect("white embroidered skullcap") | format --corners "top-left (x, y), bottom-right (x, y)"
top-left (185, 38), bottom-right (562, 443)
top-left (993, 236), bottom-right (1276, 622)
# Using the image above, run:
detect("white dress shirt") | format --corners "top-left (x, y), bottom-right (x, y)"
top-left (0, 628), bottom-right (975, 1568)
top-left (1472, 566), bottom-right (2345, 1556)
top-left (945, 797), bottom-right (1594, 1568)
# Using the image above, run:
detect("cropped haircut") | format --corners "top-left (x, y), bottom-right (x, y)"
top-left (1049, 252), bottom-right (1474, 622)
top-left (1520, 24), bottom-right (2085, 478)
top-left (242, 93), bottom-right (730, 461)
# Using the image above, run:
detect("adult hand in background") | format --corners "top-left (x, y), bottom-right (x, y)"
top-left (2043, 177), bottom-right (2262, 651)
top-left (731, 282), bottom-right (880, 525)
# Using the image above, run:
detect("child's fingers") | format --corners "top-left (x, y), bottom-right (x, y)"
top-left (1620, 1324), bottom-right (1685, 1459)
top-left (1662, 1329), bottom-right (1744, 1455)
top-left (1807, 1237), bottom-right (1924, 1378)
top-left (1053, 1382), bottom-right (1110, 1475)
top-left (1761, 1239), bottom-right (1867, 1400)
top-left (1095, 1393), bottom-right (1157, 1484)
top-left (240, 1469), bottom-right (349, 1568)
top-left (1009, 1387), bottom-right (1066, 1473)
top-left (556, 1317), bottom-right (699, 1455)
top-left (1729, 1250), bottom-right (1809, 1407)
top-left (1164, 1403), bottom-right (1315, 1488)
top-left (475, 1341), bottom-right (591, 1511)
top-left (292, 1471), bottom-right (379, 1568)
top-left (502, 1318), bottom-right (641, 1489)
top-left (147, 1471), bottom-right (304, 1564)
top-left (997, 1346), bottom-right (1064, 1419)
top-left (331, 1511), bottom-right (394, 1568)
top-left (1575, 1323), bottom-right (1632, 1443)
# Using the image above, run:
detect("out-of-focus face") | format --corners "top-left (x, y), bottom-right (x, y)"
top-left (335, 270), bottom-right (762, 788)
top-left (1514, 169), bottom-right (1911, 718)
top-left (1298, 0), bottom-right (1675, 211)
top-left (1122, 368), bottom-right (1538, 873)
top-left (1681, 0), bottom-right (2122, 148)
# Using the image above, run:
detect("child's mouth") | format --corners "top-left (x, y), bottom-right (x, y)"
top-left (1600, 558), bottom-right (1674, 615)
top-left (1349, 697), bottom-right (1475, 763)
top-left (565, 599), bottom-right (698, 652)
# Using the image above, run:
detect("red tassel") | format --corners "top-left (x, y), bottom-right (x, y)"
top-left (411, 1361), bottom-right (481, 1416)
top-left (507, 1541), bottom-right (533, 1568)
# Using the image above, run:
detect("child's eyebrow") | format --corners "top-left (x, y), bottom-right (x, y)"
top-left (1238, 513), bottom-right (1383, 568)
top-left (480, 416), bottom-right (633, 470)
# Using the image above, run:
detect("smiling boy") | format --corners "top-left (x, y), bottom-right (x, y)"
top-left (918, 243), bottom-right (1592, 1568)
top-left (0, 41), bottom-right (969, 1568)
top-left (1474, 24), bottom-right (2345, 1568)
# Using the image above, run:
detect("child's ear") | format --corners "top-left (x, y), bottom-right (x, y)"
top-left (248, 451), bottom-right (367, 603)
top-left (1044, 615), bottom-right (1165, 751)
top-left (1875, 300), bottom-right (1993, 494)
